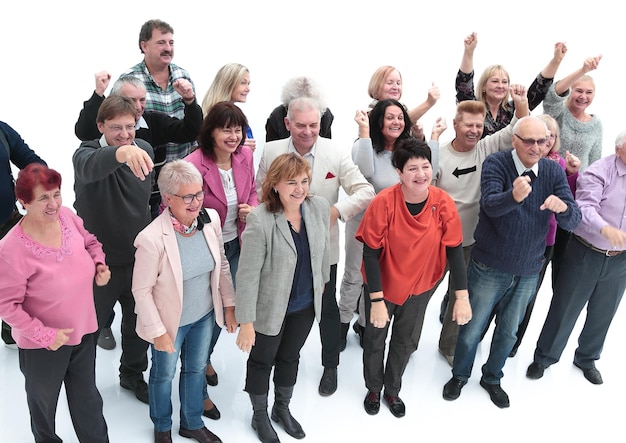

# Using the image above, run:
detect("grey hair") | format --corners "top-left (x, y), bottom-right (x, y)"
top-left (615, 131), bottom-right (626, 149)
top-left (280, 76), bottom-right (327, 113)
top-left (158, 160), bottom-right (202, 198)
top-left (111, 76), bottom-right (147, 95)
top-left (286, 96), bottom-right (322, 121)
top-left (512, 116), bottom-right (548, 135)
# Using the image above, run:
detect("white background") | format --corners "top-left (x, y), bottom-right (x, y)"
top-left (1, 1), bottom-right (625, 442)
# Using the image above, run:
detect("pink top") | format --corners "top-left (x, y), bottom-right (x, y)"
top-left (0, 207), bottom-right (105, 349)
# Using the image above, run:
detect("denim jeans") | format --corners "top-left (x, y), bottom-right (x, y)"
top-left (204, 238), bottom-right (239, 400)
top-left (453, 259), bottom-right (538, 384)
top-left (149, 311), bottom-right (214, 432)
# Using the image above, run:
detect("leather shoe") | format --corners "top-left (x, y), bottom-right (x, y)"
top-left (202, 403), bottom-right (221, 420)
top-left (480, 379), bottom-right (510, 408)
top-left (154, 430), bottom-right (172, 443)
top-left (120, 378), bottom-right (149, 404)
top-left (574, 362), bottom-right (603, 385)
top-left (318, 367), bottom-right (337, 396)
top-left (526, 362), bottom-right (546, 380)
top-left (442, 377), bottom-right (466, 401)
top-left (205, 365), bottom-right (218, 386)
top-left (383, 393), bottom-right (405, 418)
top-left (179, 426), bottom-right (222, 443)
top-left (363, 391), bottom-right (380, 415)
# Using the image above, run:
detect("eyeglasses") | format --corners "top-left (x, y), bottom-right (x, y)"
top-left (174, 191), bottom-right (205, 204)
top-left (105, 124), bottom-right (136, 134)
top-left (548, 134), bottom-right (558, 140)
top-left (514, 134), bottom-right (548, 147)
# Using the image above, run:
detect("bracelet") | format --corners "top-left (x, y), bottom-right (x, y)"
top-left (370, 298), bottom-right (385, 303)
top-left (456, 296), bottom-right (469, 301)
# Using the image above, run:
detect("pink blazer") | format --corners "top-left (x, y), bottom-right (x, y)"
top-left (132, 208), bottom-right (235, 343)
top-left (185, 146), bottom-right (258, 239)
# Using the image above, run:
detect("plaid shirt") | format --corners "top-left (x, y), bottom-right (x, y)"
top-left (121, 60), bottom-right (197, 161)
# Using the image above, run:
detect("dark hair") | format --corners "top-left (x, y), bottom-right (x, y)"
top-left (261, 153), bottom-right (311, 213)
top-left (197, 102), bottom-right (248, 161)
top-left (97, 95), bottom-right (136, 123)
top-left (139, 19), bottom-right (174, 53)
top-left (392, 138), bottom-right (432, 171)
top-left (15, 163), bottom-right (62, 204)
top-left (369, 99), bottom-right (412, 154)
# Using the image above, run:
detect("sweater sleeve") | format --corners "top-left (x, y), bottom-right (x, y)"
top-left (74, 92), bottom-right (105, 141)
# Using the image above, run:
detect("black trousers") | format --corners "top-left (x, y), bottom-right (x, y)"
top-left (19, 333), bottom-right (109, 443)
top-left (93, 263), bottom-right (148, 382)
top-left (319, 264), bottom-right (340, 369)
top-left (245, 305), bottom-right (315, 395)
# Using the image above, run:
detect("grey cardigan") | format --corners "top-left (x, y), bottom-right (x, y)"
top-left (235, 195), bottom-right (331, 336)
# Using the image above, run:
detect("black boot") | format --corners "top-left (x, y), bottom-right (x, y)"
top-left (339, 322), bottom-right (350, 352)
top-left (271, 385), bottom-right (305, 439)
top-left (249, 393), bottom-right (280, 443)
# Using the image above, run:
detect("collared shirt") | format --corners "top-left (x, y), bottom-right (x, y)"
top-left (121, 60), bottom-right (196, 161)
top-left (288, 139), bottom-right (316, 169)
top-left (574, 154), bottom-right (626, 252)
top-left (512, 149), bottom-right (540, 178)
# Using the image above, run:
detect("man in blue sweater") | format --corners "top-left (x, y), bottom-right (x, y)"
top-left (442, 116), bottom-right (581, 408)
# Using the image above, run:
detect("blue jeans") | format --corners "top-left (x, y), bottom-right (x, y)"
top-left (204, 238), bottom-right (239, 400)
top-left (453, 259), bottom-right (538, 384)
top-left (149, 311), bottom-right (214, 432)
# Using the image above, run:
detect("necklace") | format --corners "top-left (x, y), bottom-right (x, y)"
top-left (216, 158), bottom-right (231, 166)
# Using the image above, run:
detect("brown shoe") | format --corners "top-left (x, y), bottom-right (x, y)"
top-left (154, 430), bottom-right (172, 443)
top-left (179, 426), bottom-right (222, 443)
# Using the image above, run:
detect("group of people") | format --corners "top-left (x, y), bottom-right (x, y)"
top-left (0, 21), bottom-right (623, 443)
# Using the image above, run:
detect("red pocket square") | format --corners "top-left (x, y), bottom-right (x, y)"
top-left (325, 172), bottom-right (336, 179)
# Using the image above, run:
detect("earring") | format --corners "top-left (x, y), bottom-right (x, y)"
top-left (273, 188), bottom-right (278, 193)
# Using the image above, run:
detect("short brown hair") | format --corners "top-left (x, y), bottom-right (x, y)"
top-left (139, 19), bottom-right (174, 52)
top-left (96, 96), bottom-right (137, 123)
top-left (261, 153), bottom-right (311, 213)
top-left (455, 100), bottom-right (487, 122)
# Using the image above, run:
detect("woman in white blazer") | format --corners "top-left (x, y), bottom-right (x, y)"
top-left (236, 153), bottom-right (330, 443)
top-left (132, 160), bottom-right (235, 443)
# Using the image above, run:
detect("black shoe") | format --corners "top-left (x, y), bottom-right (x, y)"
top-left (318, 368), bottom-right (337, 396)
top-left (179, 426), bottom-right (222, 443)
top-left (479, 379), bottom-right (510, 408)
top-left (203, 403), bottom-right (221, 420)
top-left (120, 378), bottom-right (149, 404)
top-left (526, 362), bottom-right (546, 380)
top-left (97, 327), bottom-right (116, 350)
top-left (508, 347), bottom-right (518, 358)
top-left (155, 430), bottom-right (173, 443)
top-left (363, 391), bottom-right (380, 415)
top-left (205, 365), bottom-right (218, 386)
top-left (352, 322), bottom-right (364, 348)
top-left (443, 377), bottom-right (466, 401)
top-left (383, 393), bottom-right (405, 418)
top-left (339, 322), bottom-right (350, 352)
top-left (574, 362), bottom-right (603, 385)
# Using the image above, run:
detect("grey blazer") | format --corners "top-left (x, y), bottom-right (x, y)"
top-left (235, 195), bottom-right (331, 336)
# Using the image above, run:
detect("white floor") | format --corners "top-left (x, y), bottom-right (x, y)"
top-left (1, 264), bottom-right (624, 443)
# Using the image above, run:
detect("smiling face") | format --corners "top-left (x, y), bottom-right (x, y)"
top-left (381, 105), bottom-right (406, 146)
top-left (398, 156), bottom-right (432, 201)
top-left (212, 125), bottom-right (243, 158)
top-left (275, 172), bottom-right (310, 211)
top-left (567, 78), bottom-right (595, 114)
top-left (285, 106), bottom-right (321, 154)
top-left (97, 113), bottom-right (136, 146)
top-left (164, 181), bottom-right (203, 227)
top-left (512, 118), bottom-right (549, 168)
top-left (118, 83), bottom-right (146, 121)
top-left (21, 185), bottom-right (62, 225)
top-left (482, 69), bottom-right (509, 103)
top-left (231, 72), bottom-right (251, 103)
top-left (379, 69), bottom-right (402, 100)
top-left (141, 29), bottom-right (174, 69)
top-left (452, 112), bottom-right (485, 152)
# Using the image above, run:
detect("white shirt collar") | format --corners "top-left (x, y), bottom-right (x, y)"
top-left (511, 149), bottom-right (539, 177)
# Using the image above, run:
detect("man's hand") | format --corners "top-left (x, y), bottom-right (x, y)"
top-left (115, 145), bottom-right (154, 181)
top-left (600, 225), bottom-right (626, 249)
top-left (540, 195), bottom-right (568, 213)
top-left (512, 175), bottom-right (532, 202)
top-left (173, 78), bottom-right (195, 103)
top-left (95, 71), bottom-right (111, 97)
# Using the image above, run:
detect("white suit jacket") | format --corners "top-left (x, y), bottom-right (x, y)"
top-left (257, 137), bottom-right (375, 264)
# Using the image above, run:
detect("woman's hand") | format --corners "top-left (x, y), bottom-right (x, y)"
top-left (369, 294), bottom-right (389, 328)
top-left (452, 290), bottom-right (472, 326)
top-left (236, 323), bottom-right (255, 353)
top-left (48, 328), bottom-right (74, 351)
top-left (95, 263), bottom-right (111, 286)
top-left (565, 150), bottom-right (581, 175)
top-left (224, 306), bottom-right (237, 333)
top-left (243, 138), bottom-right (257, 152)
top-left (154, 333), bottom-right (175, 353)
top-left (238, 204), bottom-right (254, 223)
top-left (354, 110), bottom-right (370, 139)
